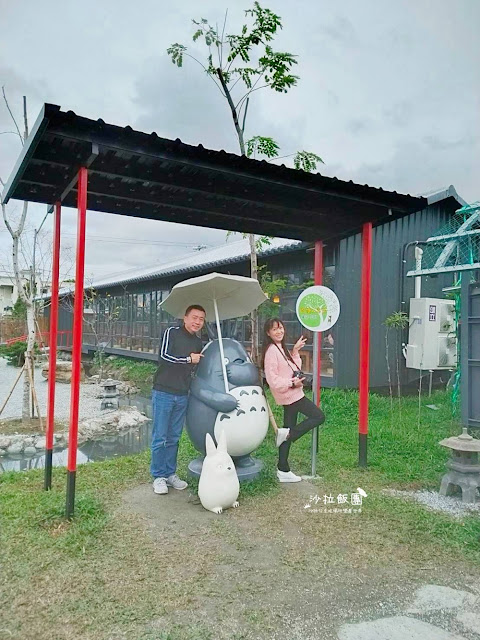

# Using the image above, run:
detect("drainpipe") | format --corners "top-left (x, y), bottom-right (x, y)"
top-left (400, 241), bottom-right (429, 310)
top-left (399, 240), bottom-right (429, 360)
top-left (414, 246), bottom-right (423, 298)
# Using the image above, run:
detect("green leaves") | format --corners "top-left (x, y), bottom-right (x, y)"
top-left (259, 47), bottom-right (298, 92)
top-left (255, 235), bottom-right (272, 251)
top-left (192, 19), bottom-right (220, 47)
top-left (384, 311), bottom-right (409, 329)
top-left (246, 135), bottom-right (280, 159)
top-left (293, 151), bottom-right (324, 173)
top-left (167, 3), bottom-right (324, 169)
top-left (167, 43), bottom-right (186, 67)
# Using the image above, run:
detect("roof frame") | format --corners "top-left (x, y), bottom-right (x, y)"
top-left (2, 103), bottom-right (426, 243)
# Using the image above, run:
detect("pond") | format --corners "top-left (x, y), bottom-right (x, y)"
top-left (0, 395), bottom-right (153, 473)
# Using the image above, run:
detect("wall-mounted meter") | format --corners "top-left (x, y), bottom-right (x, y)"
top-left (406, 298), bottom-right (456, 370)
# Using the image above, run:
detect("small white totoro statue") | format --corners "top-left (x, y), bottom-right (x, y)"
top-left (198, 429), bottom-right (240, 515)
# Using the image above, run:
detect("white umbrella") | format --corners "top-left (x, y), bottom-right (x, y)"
top-left (160, 272), bottom-right (267, 392)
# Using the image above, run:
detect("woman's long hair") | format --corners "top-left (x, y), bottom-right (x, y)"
top-left (261, 317), bottom-right (296, 369)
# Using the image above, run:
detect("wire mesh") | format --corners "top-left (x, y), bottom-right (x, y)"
top-left (409, 202), bottom-right (480, 275)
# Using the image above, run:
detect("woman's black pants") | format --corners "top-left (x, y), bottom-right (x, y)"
top-left (278, 395), bottom-right (325, 472)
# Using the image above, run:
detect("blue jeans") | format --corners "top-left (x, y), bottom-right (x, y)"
top-left (150, 390), bottom-right (189, 479)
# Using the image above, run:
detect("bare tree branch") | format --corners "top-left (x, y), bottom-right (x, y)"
top-left (184, 53), bottom-right (225, 96)
top-left (2, 86), bottom-right (23, 144)
top-left (1, 201), bottom-right (14, 236)
top-left (219, 9), bottom-right (228, 68)
top-left (0, 130), bottom-right (23, 140)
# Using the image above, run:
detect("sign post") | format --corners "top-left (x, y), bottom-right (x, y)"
top-left (296, 285), bottom-right (340, 476)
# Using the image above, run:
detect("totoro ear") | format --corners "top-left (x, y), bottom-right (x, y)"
top-left (205, 433), bottom-right (217, 457)
top-left (217, 429), bottom-right (227, 453)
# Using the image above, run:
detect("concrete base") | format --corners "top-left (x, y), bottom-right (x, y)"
top-left (439, 469), bottom-right (480, 504)
top-left (188, 454), bottom-right (264, 482)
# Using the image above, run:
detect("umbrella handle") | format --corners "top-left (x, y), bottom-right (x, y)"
top-left (213, 298), bottom-right (230, 394)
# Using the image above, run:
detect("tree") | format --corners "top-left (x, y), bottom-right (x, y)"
top-left (62, 283), bottom-right (123, 383)
top-left (0, 88), bottom-right (38, 421)
top-left (383, 311), bottom-right (408, 421)
top-left (168, 2), bottom-right (323, 362)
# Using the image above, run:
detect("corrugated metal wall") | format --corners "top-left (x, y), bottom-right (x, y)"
top-left (335, 201), bottom-right (459, 388)
top-left (47, 200), bottom-right (461, 390)
top-left (462, 278), bottom-right (480, 430)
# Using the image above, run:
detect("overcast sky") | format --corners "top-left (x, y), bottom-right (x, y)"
top-left (1, 0), bottom-right (479, 281)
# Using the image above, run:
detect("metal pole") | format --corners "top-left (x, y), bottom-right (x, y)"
top-left (359, 222), bottom-right (373, 468)
top-left (66, 169), bottom-right (88, 519)
top-left (311, 332), bottom-right (319, 476)
top-left (414, 246), bottom-right (423, 298)
top-left (44, 201), bottom-right (61, 491)
top-left (311, 240), bottom-right (323, 476)
top-left (213, 298), bottom-right (229, 393)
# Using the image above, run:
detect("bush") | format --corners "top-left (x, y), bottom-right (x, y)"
top-left (0, 341), bottom-right (40, 367)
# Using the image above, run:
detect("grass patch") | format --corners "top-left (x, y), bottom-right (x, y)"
top-left (1, 388), bottom-right (479, 639)
top-left (0, 416), bottom-right (69, 436)
top-left (94, 355), bottom-right (157, 394)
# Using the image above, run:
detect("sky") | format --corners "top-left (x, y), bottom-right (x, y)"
top-left (1, 0), bottom-right (479, 282)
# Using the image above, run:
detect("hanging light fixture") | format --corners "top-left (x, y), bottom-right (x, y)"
top-left (272, 294), bottom-right (280, 304)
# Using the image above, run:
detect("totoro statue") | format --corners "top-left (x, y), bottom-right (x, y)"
top-left (186, 338), bottom-right (269, 461)
top-left (198, 430), bottom-right (240, 514)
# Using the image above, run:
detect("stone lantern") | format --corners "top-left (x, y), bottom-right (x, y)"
top-left (439, 428), bottom-right (480, 504)
top-left (100, 378), bottom-right (119, 410)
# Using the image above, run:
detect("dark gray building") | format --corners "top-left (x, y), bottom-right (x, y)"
top-left (48, 186), bottom-right (465, 391)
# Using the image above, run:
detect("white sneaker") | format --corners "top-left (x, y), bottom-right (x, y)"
top-left (277, 469), bottom-right (302, 483)
top-left (166, 474), bottom-right (188, 490)
top-left (276, 428), bottom-right (290, 448)
top-left (153, 477), bottom-right (168, 494)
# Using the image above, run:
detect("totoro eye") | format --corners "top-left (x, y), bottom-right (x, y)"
top-left (223, 357), bottom-right (230, 365)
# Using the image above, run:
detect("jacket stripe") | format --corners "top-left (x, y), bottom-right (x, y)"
top-left (160, 326), bottom-right (190, 364)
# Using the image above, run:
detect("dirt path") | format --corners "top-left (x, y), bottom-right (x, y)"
top-left (121, 481), bottom-right (480, 640)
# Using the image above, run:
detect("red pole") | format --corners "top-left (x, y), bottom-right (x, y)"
top-left (44, 202), bottom-right (61, 490)
top-left (314, 240), bottom-right (323, 404)
top-left (66, 168), bottom-right (88, 519)
top-left (359, 222), bottom-right (373, 467)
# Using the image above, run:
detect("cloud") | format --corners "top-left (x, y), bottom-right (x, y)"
top-left (383, 101), bottom-right (413, 128)
top-left (1, 0), bottom-right (479, 279)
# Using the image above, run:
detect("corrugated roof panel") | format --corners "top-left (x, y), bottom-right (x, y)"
top-left (47, 237), bottom-right (304, 298)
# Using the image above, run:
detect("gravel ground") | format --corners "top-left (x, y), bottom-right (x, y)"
top-left (383, 488), bottom-right (480, 518)
top-left (0, 357), bottom-right (107, 422)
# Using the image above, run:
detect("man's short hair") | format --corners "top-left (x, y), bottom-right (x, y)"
top-left (184, 304), bottom-right (206, 316)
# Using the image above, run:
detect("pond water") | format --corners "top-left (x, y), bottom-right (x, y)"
top-left (0, 395), bottom-right (153, 473)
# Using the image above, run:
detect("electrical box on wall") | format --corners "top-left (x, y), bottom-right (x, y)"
top-left (406, 298), bottom-right (457, 370)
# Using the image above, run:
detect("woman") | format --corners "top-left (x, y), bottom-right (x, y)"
top-left (262, 318), bottom-right (325, 483)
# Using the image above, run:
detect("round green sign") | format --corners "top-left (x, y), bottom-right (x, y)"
top-left (296, 286), bottom-right (340, 332)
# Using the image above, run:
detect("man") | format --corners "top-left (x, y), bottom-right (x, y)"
top-left (151, 304), bottom-right (206, 495)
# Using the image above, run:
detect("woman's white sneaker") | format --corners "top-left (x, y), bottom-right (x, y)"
top-left (276, 428), bottom-right (290, 448)
top-left (277, 469), bottom-right (302, 483)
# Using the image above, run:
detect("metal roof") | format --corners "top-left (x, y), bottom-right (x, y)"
top-left (420, 185), bottom-right (467, 208)
top-left (2, 104), bottom-right (426, 242)
top-left (41, 237), bottom-right (305, 298)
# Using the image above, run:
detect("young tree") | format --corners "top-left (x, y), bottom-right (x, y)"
top-left (0, 89), bottom-right (38, 420)
top-left (168, 2), bottom-right (322, 361)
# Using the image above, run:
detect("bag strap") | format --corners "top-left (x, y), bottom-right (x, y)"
top-left (274, 343), bottom-right (300, 373)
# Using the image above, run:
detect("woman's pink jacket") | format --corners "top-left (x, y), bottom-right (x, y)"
top-left (264, 344), bottom-right (304, 407)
